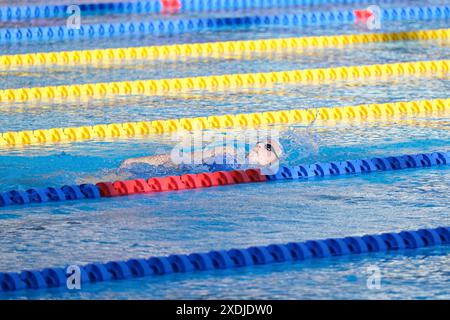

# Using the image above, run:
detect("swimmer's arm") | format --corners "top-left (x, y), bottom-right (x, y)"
top-left (121, 146), bottom-right (237, 167)
top-left (198, 146), bottom-right (237, 159)
top-left (121, 154), bottom-right (173, 167)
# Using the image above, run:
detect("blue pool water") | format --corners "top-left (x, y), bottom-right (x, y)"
top-left (0, 3), bottom-right (449, 299)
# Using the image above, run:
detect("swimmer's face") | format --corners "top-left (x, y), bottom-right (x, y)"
top-left (248, 140), bottom-right (282, 166)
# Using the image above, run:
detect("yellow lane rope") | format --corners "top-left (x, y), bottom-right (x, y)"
top-left (1, 98), bottom-right (448, 147)
top-left (0, 29), bottom-right (448, 68)
top-left (0, 59), bottom-right (448, 103)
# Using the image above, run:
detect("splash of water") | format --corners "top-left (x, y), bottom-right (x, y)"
top-left (279, 126), bottom-right (320, 165)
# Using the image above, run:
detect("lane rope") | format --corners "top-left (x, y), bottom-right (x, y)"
top-left (1, 28), bottom-right (448, 68)
top-left (1, 151), bottom-right (448, 208)
top-left (0, 225), bottom-right (448, 292)
top-left (0, 0), bottom-right (391, 21)
top-left (1, 5), bottom-right (449, 43)
top-left (1, 98), bottom-right (449, 148)
top-left (0, 59), bottom-right (448, 103)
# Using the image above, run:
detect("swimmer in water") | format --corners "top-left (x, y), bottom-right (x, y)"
top-left (120, 139), bottom-right (283, 172)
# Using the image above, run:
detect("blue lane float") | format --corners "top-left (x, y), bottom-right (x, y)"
top-left (0, 0), bottom-right (404, 21)
top-left (0, 151), bottom-right (449, 208)
top-left (0, 226), bottom-right (448, 292)
top-left (0, 5), bottom-right (449, 43)
top-left (265, 151), bottom-right (450, 181)
top-left (0, 184), bottom-right (101, 207)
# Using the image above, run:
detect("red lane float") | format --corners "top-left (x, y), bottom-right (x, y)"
top-left (354, 9), bottom-right (374, 24)
top-left (161, 0), bottom-right (181, 14)
top-left (95, 182), bottom-right (120, 197)
top-left (95, 169), bottom-right (267, 198)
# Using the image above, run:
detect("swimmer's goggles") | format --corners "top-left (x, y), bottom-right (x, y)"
top-left (257, 141), bottom-right (281, 160)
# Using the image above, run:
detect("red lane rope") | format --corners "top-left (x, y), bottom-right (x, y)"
top-left (95, 169), bottom-right (267, 197)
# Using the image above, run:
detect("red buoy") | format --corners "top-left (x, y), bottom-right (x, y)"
top-left (161, 0), bottom-right (182, 14)
top-left (354, 9), bottom-right (374, 24)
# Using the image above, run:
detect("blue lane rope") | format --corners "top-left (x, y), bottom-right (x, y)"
top-left (0, 0), bottom-right (402, 22)
top-left (0, 5), bottom-right (449, 43)
top-left (0, 226), bottom-right (448, 292)
top-left (0, 151), bottom-right (449, 208)
top-left (265, 151), bottom-right (450, 181)
top-left (0, 184), bottom-right (101, 208)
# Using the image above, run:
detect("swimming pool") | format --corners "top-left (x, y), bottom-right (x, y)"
top-left (0, 1), bottom-right (449, 299)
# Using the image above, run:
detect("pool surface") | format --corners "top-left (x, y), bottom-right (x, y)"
top-left (0, 0), bottom-right (449, 299)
